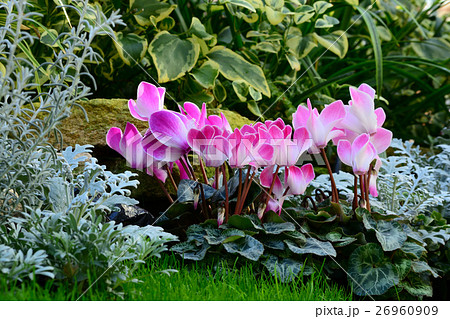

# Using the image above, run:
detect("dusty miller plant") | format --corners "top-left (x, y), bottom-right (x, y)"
top-left (0, 0), bottom-right (177, 288)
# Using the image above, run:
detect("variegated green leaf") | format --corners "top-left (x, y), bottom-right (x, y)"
top-left (130, 0), bottom-right (176, 26)
top-left (232, 80), bottom-right (249, 102)
top-left (191, 60), bottom-right (219, 88)
top-left (315, 15), bottom-right (339, 28)
top-left (149, 32), bottom-right (200, 83)
top-left (313, 30), bottom-right (348, 59)
top-left (314, 1), bottom-right (333, 14)
top-left (114, 32), bottom-right (148, 66)
top-left (207, 47), bottom-right (271, 97)
top-left (265, 6), bottom-right (286, 25)
top-left (189, 17), bottom-right (217, 46)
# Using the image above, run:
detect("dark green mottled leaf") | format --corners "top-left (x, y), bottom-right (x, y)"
top-left (285, 238), bottom-right (337, 257)
top-left (223, 235), bottom-right (264, 261)
top-left (263, 255), bottom-right (304, 283)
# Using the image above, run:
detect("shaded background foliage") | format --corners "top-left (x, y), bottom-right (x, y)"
top-left (8, 0), bottom-right (449, 144)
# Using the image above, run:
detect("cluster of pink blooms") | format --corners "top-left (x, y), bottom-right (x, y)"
top-left (107, 82), bottom-right (392, 225)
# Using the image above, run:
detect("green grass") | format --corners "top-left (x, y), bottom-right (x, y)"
top-left (0, 254), bottom-right (352, 301)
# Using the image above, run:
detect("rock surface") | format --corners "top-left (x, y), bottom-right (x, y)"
top-left (59, 99), bottom-right (252, 213)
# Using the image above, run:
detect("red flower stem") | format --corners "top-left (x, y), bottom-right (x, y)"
top-left (365, 173), bottom-right (371, 212)
top-left (222, 164), bottom-right (229, 221)
top-left (320, 148), bottom-right (338, 203)
top-left (183, 154), bottom-right (197, 180)
top-left (353, 175), bottom-right (358, 211)
top-left (155, 177), bottom-right (173, 203)
top-left (215, 167), bottom-right (219, 189)
top-left (198, 182), bottom-right (209, 219)
top-left (237, 167), bottom-right (253, 214)
top-left (179, 157), bottom-right (193, 180)
top-left (198, 155), bottom-right (209, 185)
top-left (265, 165), bottom-right (280, 208)
top-left (359, 175), bottom-right (365, 209)
top-left (235, 168), bottom-right (243, 214)
top-left (165, 166), bottom-right (177, 192)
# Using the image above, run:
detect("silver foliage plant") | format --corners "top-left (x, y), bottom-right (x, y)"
top-left (0, 0), bottom-right (177, 286)
top-left (312, 138), bottom-right (450, 217)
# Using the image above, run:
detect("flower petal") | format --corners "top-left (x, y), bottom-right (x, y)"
top-left (370, 127), bottom-right (392, 154)
top-left (128, 99), bottom-right (148, 121)
top-left (106, 127), bottom-right (123, 154)
top-left (260, 165), bottom-right (275, 188)
top-left (374, 107), bottom-right (386, 127)
top-left (292, 104), bottom-right (310, 129)
top-left (337, 140), bottom-right (353, 167)
top-left (149, 110), bottom-right (189, 151)
top-left (319, 100), bottom-right (346, 130)
top-left (358, 83), bottom-right (376, 99)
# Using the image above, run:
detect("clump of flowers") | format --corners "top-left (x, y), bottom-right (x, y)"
top-left (107, 82), bottom-right (392, 226)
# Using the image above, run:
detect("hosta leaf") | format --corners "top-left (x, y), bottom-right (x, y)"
top-left (411, 261), bottom-right (439, 278)
top-left (114, 32), bottom-right (148, 66)
top-left (263, 255), bottom-right (304, 283)
top-left (265, 6), bottom-right (286, 25)
top-left (399, 273), bottom-right (433, 297)
top-left (204, 228), bottom-right (246, 245)
top-left (130, 0), bottom-right (176, 25)
top-left (191, 60), bottom-right (219, 88)
top-left (348, 243), bottom-right (399, 296)
top-left (263, 222), bottom-right (296, 235)
top-left (400, 241), bottom-right (426, 259)
top-left (207, 47), bottom-right (271, 97)
top-left (223, 235), bottom-right (264, 261)
top-left (285, 238), bottom-right (337, 257)
top-left (313, 31), bottom-right (348, 59)
top-left (149, 32), bottom-right (200, 82)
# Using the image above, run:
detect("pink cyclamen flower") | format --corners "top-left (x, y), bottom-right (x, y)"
top-left (228, 125), bottom-right (274, 168)
top-left (285, 164), bottom-right (315, 195)
top-left (337, 133), bottom-right (378, 175)
top-left (338, 83), bottom-right (383, 136)
top-left (180, 102), bottom-right (232, 133)
top-left (143, 110), bottom-right (193, 163)
top-left (187, 125), bottom-right (231, 167)
top-left (292, 99), bottom-right (346, 154)
top-left (128, 82), bottom-right (165, 121)
top-left (260, 166), bottom-right (285, 214)
top-left (369, 157), bottom-right (382, 197)
top-left (106, 123), bottom-right (167, 182)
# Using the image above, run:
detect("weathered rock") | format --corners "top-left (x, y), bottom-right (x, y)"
top-left (59, 99), bottom-right (251, 213)
top-left (108, 204), bottom-right (156, 227)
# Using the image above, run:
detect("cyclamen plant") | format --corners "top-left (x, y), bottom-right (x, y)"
top-left (107, 82), bottom-right (392, 226)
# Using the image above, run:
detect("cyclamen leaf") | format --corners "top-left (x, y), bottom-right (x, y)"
top-left (223, 235), bottom-right (264, 261)
top-left (348, 243), bottom-right (399, 296)
top-left (262, 255), bottom-right (305, 283)
top-left (263, 222), bottom-right (296, 235)
top-left (285, 238), bottom-right (337, 257)
top-left (411, 261), bottom-right (439, 278)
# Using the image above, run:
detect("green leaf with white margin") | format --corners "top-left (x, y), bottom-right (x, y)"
top-left (263, 255), bottom-right (305, 283)
top-left (159, 16), bottom-right (175, 31)
top-left (288, 33), bottom-right (318, 59)
top-left (411, 261), bottom-right (439, 278)
top-left (344, 0), bottom-right (359, 5)
top-left (232, 80), bottom-right (249, 102)
top-left (130, 0), bottom-right (176, 26)
top-left (254, 41), bottom-right (280, 54)
top-left (204, 228), bottom-right (246, 245)
top-left (285, 238), bottom-right (337, 257)
top-left (376, 25), bottom-right (392, 41)
top-left (399, 273), bottom-right (433, 297)
top-left (149, 32), bottom-right (200, 83)
top-left (207, 47), bottom-right (271, 97)
top-left (313, 1), bottom-right (333, 14)
top-left (223, 235), bottom-right (264, 261)
top-left (411, 38), bottom-right (450, 61)
top-left (249, 87), bottom-right (262, 101)
top-left (213, 79), bottom-right (227, 103)
top-left (263, 222), bottom-right (296, 235)
top-left (40, 29), bottom-right (60, 48)
top-left (265, 6), bottom-right (286, 25)
top-left (191, 60), bottom-right (219, 88)
top-left (348, 243), bottom-right (399, 296)
top-left (218, 0), bottom-right (256, 12)
top-left (189, 17), bottom-right (217, 46)
top-left (114, 32), bottom-right (148, 66)
top-left (247, 100), bottom-right (264, 118)
top-left (315, 15), bottom-right (340, 28)
top-left (285, 53), bottom-right (301, 71)
top-left (266, 0), bottom-right (284, 9)
top-left (313, 31), bottom-right (348, 59)
top-left (293, 5), bottom-right (315, 24)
